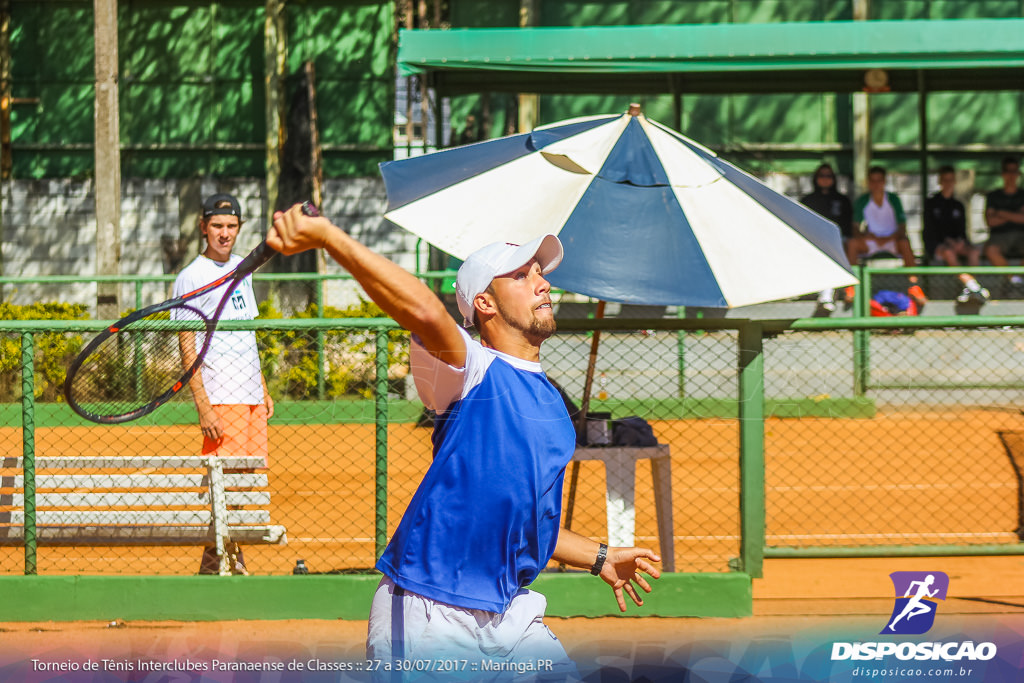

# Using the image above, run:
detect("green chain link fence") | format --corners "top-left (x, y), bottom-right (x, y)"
top-left (2, 277), bottom-right (1024, 578)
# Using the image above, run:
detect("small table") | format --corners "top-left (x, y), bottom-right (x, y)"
top-left (572, 444), bottom-right (675, 572)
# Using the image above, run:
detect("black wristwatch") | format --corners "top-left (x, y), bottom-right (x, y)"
top-left (590, 543), bottom-right (608, 575)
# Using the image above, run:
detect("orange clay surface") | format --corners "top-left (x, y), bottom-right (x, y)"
top-left (0, 557), bottom-right (1022, 681)
top-left (2, 408), bottom-right (1022, 577)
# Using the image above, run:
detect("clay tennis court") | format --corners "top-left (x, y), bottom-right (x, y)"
top-left (3, 411), bottom-right (1024, 680)
top-left (3, 407), bottom-right (1021, 576)
top-left (1, 557), bottom-right (1022, 681)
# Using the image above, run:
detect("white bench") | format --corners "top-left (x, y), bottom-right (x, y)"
top-left (0, 455), bottom-right (287, 575)
top-left (573, 445), bottom-right (676, 573)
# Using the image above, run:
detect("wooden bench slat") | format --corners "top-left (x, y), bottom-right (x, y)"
top-left (0, 509), bottom-right (271, 525)
top-left (2, 491), bottom-right (271, 508)
top-left (233, 525), bottom-right (287, 544)
top-left (2, 456), bottom-right (267, 470)
top-left (0, 524), bottom-right (287, 546)
top-left (2, 473), bottom-right (269, 490)
top-left (2, 455), bottom-right (286, 565)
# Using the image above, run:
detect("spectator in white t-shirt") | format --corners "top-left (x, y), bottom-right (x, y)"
top-left (846, 166), bottom-right (926, 307)
top-left (173, 193), bottom-right (274, 575)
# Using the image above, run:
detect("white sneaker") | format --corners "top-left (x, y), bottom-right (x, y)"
top-left (817, 290), bottom-right (836, 312)
top-left (958, 286), bottom-right (991, 304)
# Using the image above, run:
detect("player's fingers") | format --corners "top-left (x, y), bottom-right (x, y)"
top-left (618, 547), bottom-right (660, 565)
top-left (279, 203), bottom-right (331, 252)
top-left (633, 574), bottom-right (653, 594)
top-left (613, 586), bottom-right (627, 613)
top-left (269, 205), bottom-right (309, 254)
top-left (635, 558), bottom-right (661, 580)
top-left (636, 549), bottom-right (661, 564)
top-left (267, 217), bottom-right (289, 252)
top-left (209, 416), bottom-right (224, 441)
top-left (624, 582), bottom-right (643, 607)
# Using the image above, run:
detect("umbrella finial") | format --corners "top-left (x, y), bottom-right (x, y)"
top-left (627, 103), bottom-right (642, 117)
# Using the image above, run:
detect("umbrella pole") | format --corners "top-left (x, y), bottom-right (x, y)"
top-left (562, 300), bottom-right (605, 554)
top-left (578, 299), bottom-right (606, 435)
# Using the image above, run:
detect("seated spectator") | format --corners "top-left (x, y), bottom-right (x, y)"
top-left (923, 165), bottom-right (989, 305)
top-left (870, 289), bottom-right (923, 317)
top-left (801, 163), bottom-right (854, 313)
top-left (847, 166), bottom-right (925, 304)
top-left (984, 156), bottom-right (1024, 291)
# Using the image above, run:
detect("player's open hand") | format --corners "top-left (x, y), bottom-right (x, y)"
top-left (599, 547), bottom-right (661, 612)
top-left (269, 203), bottom-right (331, 255)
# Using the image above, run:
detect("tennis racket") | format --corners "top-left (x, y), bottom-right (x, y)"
top-left (64, 201), bottom-right (320, 424)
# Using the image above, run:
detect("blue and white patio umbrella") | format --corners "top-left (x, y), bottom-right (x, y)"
top-left (380, 110), bottom-right (857, 308)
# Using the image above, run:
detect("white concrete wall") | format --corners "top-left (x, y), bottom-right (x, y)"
top-left (0, 177), bottom-right (412, 316)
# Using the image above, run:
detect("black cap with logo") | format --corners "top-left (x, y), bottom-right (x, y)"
top-left (202, 193), bottom-right (242, 219)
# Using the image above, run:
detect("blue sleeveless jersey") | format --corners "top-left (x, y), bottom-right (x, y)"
top-left (376, 352), bottom-right (575, 613)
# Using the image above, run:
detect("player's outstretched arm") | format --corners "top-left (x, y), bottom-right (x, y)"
top-left (269, 204), bottom-right (465, 368)
top-left (552, 527), bottom-right (661, 612)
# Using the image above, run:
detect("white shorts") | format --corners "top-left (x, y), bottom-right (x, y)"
top-left (863, 237), bottom-right (899, 256)
top-left (366, 576), bottom-right (579, 682)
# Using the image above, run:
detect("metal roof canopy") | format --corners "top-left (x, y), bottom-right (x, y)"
top-left (398, 18), bottom-right (1024, 94)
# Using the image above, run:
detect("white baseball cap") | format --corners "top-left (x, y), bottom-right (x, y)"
top-left (455, 234), bottom-right (563, 326)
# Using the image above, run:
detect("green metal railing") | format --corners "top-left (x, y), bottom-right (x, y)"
top-left (0, 271), bottom-right (459, 311)
top-left (5, 312), bottom-right (1024, 576)
top-left (0, 316), bottom-right (768, 578)
top-left (0, 271), bottom-right (456, 403)
top-left (852, 264), bottom-right (1024, 395)
top-left (7, 263), bottom-right (1024, 403)
top-left (2, 317), bottom-right (399, 574)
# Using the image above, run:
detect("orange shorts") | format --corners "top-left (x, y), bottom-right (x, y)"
top-left (201, 404), bottom-right (269, 468)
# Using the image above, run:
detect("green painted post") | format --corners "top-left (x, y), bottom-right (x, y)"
top-left (374, 328), bottom-right (389, 560)
top-left (676, 306), bottom-right (686, 398)
top-left (853, 265), bottom-right (870, 395)
top-left (316, 277), bottom-right (326, 399)
top-left (21, 333), bottom-right (37, 575)
top-left (862, 267), bottom-right (873, 394)
top-left (133, 280), bottom-right (145, 400)
top-left (133, 331), bottom-right (144, 401)
top-left (737, 321), bottom-right (765, 579)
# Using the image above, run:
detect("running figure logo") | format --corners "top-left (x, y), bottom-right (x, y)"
top-left (882, 571), bottom-right (949, 635)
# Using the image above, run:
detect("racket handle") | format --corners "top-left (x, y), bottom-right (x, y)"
top-left (301, 201), bottom-right (320, 217)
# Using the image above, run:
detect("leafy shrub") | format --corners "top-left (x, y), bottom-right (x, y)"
top-left (0, 302), bottom-right (90, 402)
top-left (2, 297), bottom-right (410, 404)
top-left (258, 299), bottom-right (409, 401)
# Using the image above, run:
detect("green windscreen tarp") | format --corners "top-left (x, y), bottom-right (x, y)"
top-left (398, 18), bottom-right (1024, 94)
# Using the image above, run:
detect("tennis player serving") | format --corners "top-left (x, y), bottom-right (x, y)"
top-left (270, 204), bottom-right (660, 677)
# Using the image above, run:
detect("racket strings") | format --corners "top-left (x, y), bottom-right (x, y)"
top-left (66, 306), bottom-right (209, 418)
